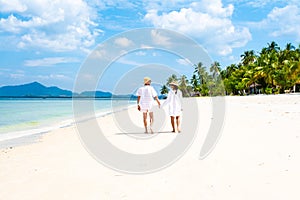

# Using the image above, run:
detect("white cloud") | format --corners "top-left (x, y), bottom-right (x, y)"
top-left (144, 0), bottom-right (251, 56)
top-left (24, 57), bottom-right (80, 67)
top-left (114, 37), bottom-right (134, 47)
top-left (89, 48), bottom-right (118, 61)
top-left (140, 44), bottom-right (154, 49)
top-left (135, 51), bottom-right (146, 56)
top-left (256, 5), bottom-right (300, 40)
top-left (142, 0), bottom-right (195, 12)
top-left (0, 0), bottom-right (102, 52)
top-left (226, 0), bottom-right (299, 8)
top-left (87, 0), bottom-right (137, 10)
top-left (89, 49), bottom-right (107, 59)
top-left (116, 57), bottom-right (145, 66)
top-left (34, 74), bottom-right (73, 90)
top-left (176, 58), bottom-right (192, 66)
top-left (191, 0), bottom-right (233, 17)
top-left (151, 29), bottom-right (172, 47)
top-left (38, 74), bottom-right (71, 81)
top-left (10, 73), bottom-right (25, 79)
top-left (0, 0), bottom-right (27, 12)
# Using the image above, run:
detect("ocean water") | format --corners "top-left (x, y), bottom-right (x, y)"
top-left (0, 98), bottom-right (134, 141)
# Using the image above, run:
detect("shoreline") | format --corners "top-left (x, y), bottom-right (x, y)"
top-left (1, 94), bottom-right (299, 149)
top-left (0, 103), bottom-right (136, 149)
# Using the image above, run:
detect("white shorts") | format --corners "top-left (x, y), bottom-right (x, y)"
top-left (140, 108), bottom-right (153, 113)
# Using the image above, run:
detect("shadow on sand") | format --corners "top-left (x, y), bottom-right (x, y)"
top-left (114, 131), bottom-right (174, 135)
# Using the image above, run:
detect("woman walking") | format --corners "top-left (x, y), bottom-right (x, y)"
top-left (162, 81), bottom-right (183, 133)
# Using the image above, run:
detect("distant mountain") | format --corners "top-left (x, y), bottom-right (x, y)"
top-left (0, 82), bottom-right (117, 98)
top-left (0, 82), bottom-right (73, 97)
top-left (79, 91), bottom-right (112, 98)
top-left (0, 82), bottom-right (166, 98)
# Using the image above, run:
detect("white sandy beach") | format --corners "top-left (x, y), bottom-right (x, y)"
top-left (1, 95), bottom-right (300, 200)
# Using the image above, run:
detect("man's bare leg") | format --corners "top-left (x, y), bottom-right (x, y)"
top-left (149, 112), bottom-right (154, 134)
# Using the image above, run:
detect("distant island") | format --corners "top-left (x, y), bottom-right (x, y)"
top-left (0, 82), bottom-right (168, 99)
top-left (0, 82), bottom-right (115, 98)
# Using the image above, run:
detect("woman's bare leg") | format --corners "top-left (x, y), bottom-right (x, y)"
top-left (171, 116), bottom-right (175, 132)
top-left (176, 116), bottom-right (181, 133)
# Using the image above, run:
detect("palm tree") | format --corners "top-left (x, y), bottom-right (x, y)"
top-left (190, 74), bottom-right (200, 94)
top-left (241, 50), bottom-right (256, 66)
top-left (242, 64), bottom-right (259, 94)
top-left (210, 61), bottom-right (221, 79)
top-left (257, 47), bottom-right (279, 91)
top-left (194, 62), bottom-right (207, 85)
top-left (279, 43), bottom-right (295, 63)
top-left (167, 74), bottom-right (178, 85)
top-left (160, 85), bottom-right (169, 95)
top-left (275, 43), bottom-right (297, 92)
top-left (221, 64), bottom-right (239, 95)
top-left (285, 43), bottom-right (295, 51)
top-left (222, 41), bottom-right (300, 94)
top-left (221, 64), bottom-right (238, 79)
top-left (266, 41), bottom-right (280, 53)
top-left (178, 75), bottom-right (190, 97)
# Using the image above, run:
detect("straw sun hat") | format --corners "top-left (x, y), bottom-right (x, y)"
top-left (144, 77), bottom-right (151, 84)
top-left (169, 81), bottom-right (179, 87)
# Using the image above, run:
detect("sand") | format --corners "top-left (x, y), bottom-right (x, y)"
top-left (1, 94), bottom-right (300, 200)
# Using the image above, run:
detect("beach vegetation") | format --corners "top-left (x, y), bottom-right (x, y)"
top-left (160, 85), bottom-right (169, 95)
top-left (221, 41), bottom-right (300, 95)
top-left (162, 41), bottom-right (300, 96)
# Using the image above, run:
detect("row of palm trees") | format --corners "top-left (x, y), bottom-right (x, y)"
top-left (222, 42), bottom-right (300, 95)
top-left (161, 41), bottom-right (300, 96)
top-left (161, 61), bottom-right (224, 97)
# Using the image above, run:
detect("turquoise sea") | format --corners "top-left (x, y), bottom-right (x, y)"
top-left (0, 98), bottom-right (134, 141)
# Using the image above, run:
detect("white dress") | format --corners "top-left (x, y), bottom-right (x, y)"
top-left (162, 89), bottom-right (182, 116)
top-left (136, 85), bottom-right (158, 112)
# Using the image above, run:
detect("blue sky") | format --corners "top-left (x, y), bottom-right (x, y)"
top-left (1, 0), bottom-right (300, 92)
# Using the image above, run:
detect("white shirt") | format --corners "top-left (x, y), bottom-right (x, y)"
top-left (136, 85), bottom-right (158, 111)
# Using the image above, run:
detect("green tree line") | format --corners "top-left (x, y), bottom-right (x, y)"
top-left (161, 41), bottom-right (300, 96)
top-left (221, 41), bottom-right (300, 95)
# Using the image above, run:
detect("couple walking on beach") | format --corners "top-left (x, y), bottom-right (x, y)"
top-left (136, 76), bottom-right (183, 134)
